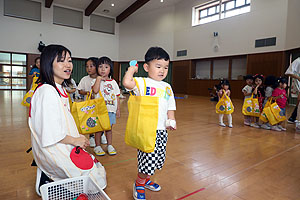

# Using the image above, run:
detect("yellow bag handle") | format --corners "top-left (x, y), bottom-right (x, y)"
top-left (130, 78), bottom-right (146, 96)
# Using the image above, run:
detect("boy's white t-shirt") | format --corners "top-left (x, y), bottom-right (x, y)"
top-left (91, 79), bottom-right (120, 113)
top-left (127, 77), bottom-right (176, 130)
top-left (29, 83), bottom-right (106, 188)
top-left (77, 75), bottom-right (96, 100)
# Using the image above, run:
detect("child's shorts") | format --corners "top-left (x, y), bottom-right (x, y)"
top-left (137, 130), bottom-right (168, 175)
top-left (108, 112), bottom-right (116, 126)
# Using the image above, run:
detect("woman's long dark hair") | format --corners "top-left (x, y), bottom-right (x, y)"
top-left (38, 44), bottom-right (72, 88)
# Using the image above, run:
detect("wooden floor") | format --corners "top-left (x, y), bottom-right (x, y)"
top-left (1, 90), bottom-right (300, 200)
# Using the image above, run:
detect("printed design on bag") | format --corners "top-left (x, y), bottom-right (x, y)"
top-left (80, 105), bottom-right (95, 112)
top-left (279, 110), bottom-right (285, 116)
top-left (219, 105), bottom-right (225, 111)
top-left (26, 97), bottom-right (31, 103)
top-left (246, 107), bottom-right (252, 112)
top-left (86, 117), bottom-right (98, 128)
top-left (253, 103), bottom-right (260, 113)
top-left (225, 101), bottom-right (232, 111)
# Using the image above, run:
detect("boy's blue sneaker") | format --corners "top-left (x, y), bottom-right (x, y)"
top-left (133, 183), bottom-right (146, 200)
top-left (144, 180), bottom-right (161, 192)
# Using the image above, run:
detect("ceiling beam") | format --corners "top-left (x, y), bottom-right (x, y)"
top-left (45, 0), bottom-right (53, 8)
top-left (85, 0), bottom-right (104, 16)
top-left (116, 0), bottom-right (150, 23)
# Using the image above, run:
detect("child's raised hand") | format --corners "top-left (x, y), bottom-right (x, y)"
top-left (129, 60), bottom-right (138, 73)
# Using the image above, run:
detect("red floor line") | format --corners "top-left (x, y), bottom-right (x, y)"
top-left (176, 188), bottom-right (206, 200)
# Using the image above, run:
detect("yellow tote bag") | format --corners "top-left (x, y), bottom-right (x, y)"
top-left (270, 102), bottom-right (286, 122)
top-left (259, 98), bottom-right (272, 123)
top-left (216, 90), bottom-right (234, 114)
top-left (21, 76), bottom-right (39, 107)
top-left (264, 106), bottom-right (280, 125)
top-left (125, 78), bottom-right (159, 153)
top-left (242, 93), bottom-right (260, 117)
top-left (71, 91), bottom-right (111, 134)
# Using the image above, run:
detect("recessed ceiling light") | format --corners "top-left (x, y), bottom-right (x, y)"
top-left (160, 0), bottom-right (163, 2)
top-left (111, 3), bottom-right (114, 6)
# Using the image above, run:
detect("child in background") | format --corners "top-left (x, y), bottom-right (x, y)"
top-left (252, 74), bottom-right (265, 128)
top-left (271, 77), bottom-right (288, 131)
top-left (77, 57), bottom-right (107, 147)
top-left (66, 78), bottom-right (77, 102)
top-left (123, 47), bottom-right (176, 200)
top-left (242, 75), bottom-right (254, 126)
top-left (29, 57), bottom-right (40, 78)
top-left (217, 80), bottom-right (233, 128)
top-left (261, 76), bottom-right (277, 130)
top-left (92, 56), bottom-right (120, 156)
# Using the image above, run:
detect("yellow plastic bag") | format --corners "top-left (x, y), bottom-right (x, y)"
top-left (242, 93), bottom-right (260, 117)
top-left (71, 91), bottom-right (111, 134)
top-left (216, 90), bottom-right (234, 114)
top-left (270, 102), bottom-right (286, 122)
top-left (21, 76), bottom-right (39, 107)
top-left (125, 78), bottom-right (159, 153)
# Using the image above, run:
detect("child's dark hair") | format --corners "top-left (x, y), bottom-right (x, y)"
top-left (277, 77), bottom-right (288, 86)
top-left (38, 44), bottom-right (72, 88)
top-left (220, 79), bottom-right (230, 89)
top-left (145, 47), bottom-right (170, 63)
top-left (97, 56), bottom-right (113, 78)
top-left (254, 74), bottom-right (264, 82)
top-left (32, 57), bottom-right (40, 69)
top-left (86, 57), bottom-right (98, 67)
top-left (244, 74), bottom-right (253, 81)
top-left (264, 75), bottom-right (277, 88)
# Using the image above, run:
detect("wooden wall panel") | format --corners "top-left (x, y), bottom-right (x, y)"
top-left (187, 79), bottom-right (244, 99)
top-left (247, 51), bottom-right (286, 77)
top-left (172, 60), bottom-right (190, 94)
top-left (113, 61), bottom-right (120, 85)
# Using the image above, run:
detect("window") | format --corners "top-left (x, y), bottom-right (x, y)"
top-left (213, 59), bottom-right (229, 79)
top-left (195, 60), bottom-right (211, 79)
top-left (231, 57), bottom-right (247, 80)
top-left (53, 6), bottom-right (83, 29)
top-left (90, 14), bottom-right (115, 34)
top-left (4, 0), bottom-right (41, 22)
top-left (0, 52), bottom-right (27, 90)
top-left (192, 0), bottom-right (251, 26)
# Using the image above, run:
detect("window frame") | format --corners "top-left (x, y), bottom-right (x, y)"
top-left (0, 51), bottom-right (27, 90)
top-left (193, 0), bottom-right (251, 26)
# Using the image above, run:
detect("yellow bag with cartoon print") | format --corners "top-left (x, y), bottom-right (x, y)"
top-left (125, 78), bottom-right (159, 153)
top-left (216, 90), bottom-right (234, 114)
top-left (270, 102), bottom-right (286, 122)
top-left (71, 91), bottom-right (111, 134)
top-left (242, 93), bottom-right (260, 117)
top-left (21, 76), bottom-right (39, 107)
top-left (259, 98), bottom-right (272, 123)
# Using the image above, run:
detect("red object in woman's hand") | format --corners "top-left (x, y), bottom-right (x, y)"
top-left (76, 193), bottom-right (88, 200)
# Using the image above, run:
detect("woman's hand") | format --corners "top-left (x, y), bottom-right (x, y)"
top-left (74, 135), bottom-right (90, 149)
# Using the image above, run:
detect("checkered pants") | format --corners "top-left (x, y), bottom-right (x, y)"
top-left (137, 130), bottom-right (168, 175)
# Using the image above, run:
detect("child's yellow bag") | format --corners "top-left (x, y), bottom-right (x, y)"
top-left (242, 93), bottom-right (260, 117)
top-left (21, 76), bottom-right (39, 107)
top-left (125, 78), bottom-right (159, 153)
top-left (71, 91), bottom-right (111, 134)
top-left (216, 90), bottom-right (234, 114)
top-left (270, 102), bottom-right (286, 122)
top-left (259, 98), bottom-right (272, 122)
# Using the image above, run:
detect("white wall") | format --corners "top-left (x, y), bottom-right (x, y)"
top-left (0, 0), bottom-right (119, 60)
top-left (285, 0), bottom-right (300, 50)
top-left (118, 2), bottom-right (175, 61)
top-left (173, 0), bottom-right (288, 60)
top-left (118, 0), bottom-right (295, 61)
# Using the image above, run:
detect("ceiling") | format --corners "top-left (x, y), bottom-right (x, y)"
top-left (52, 0), bottom-right (182, 18)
